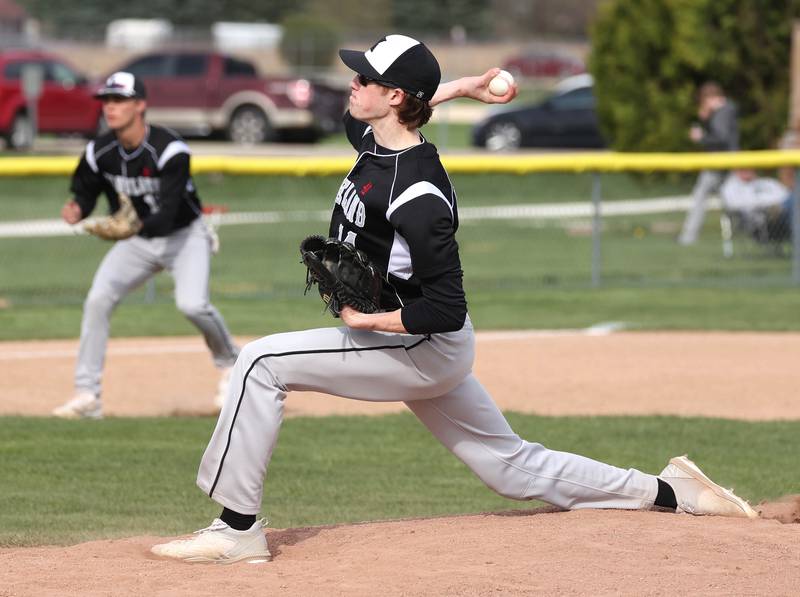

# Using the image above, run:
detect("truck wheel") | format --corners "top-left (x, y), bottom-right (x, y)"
top-left (485, 121), bottom-right (522, 151)
top-left (6, 112), bottom-right (34, 150)
top-left (228, 106), bottom-right (273, 144)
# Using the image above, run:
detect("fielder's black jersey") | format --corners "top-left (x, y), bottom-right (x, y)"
top-left (71, 125), bottom-right (201, 238)
top-left (332, 112), bottom-right (467, 334)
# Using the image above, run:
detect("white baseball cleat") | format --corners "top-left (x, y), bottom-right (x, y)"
top-left (659, 455), bottom-right (758, 518)
top-left (213, 367), bottom-right (233, 410)
top-left (151, 518), bottom-right (271, 564)
top-left (52, 392), bottom-right (103, 419)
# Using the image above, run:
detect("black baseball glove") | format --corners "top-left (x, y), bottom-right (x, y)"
top-left (300, 235), bottom-right (383, 316)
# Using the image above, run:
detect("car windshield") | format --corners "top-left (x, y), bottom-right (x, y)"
top-left (3, 60), bottom-right (41, 80)
top-left (550, 87), bottom-right (595, 110)
top-left (224, 57), bottom-right (256, 77)
top-left (125, 55), bottom-right (169, 77)
top-left (47, 61), bottom-right (81, 86)
top-left (175, 55), bottom-right (208, 77)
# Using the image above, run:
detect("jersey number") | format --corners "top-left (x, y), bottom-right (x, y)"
top-left (337, 224), bottom-right (357, 246)
top-left (143, 193), bottom-right (159, 214)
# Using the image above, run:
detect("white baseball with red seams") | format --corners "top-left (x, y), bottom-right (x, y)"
top-left (489, 70), bottom-right (514, 96)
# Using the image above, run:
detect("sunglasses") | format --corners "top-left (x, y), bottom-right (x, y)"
top-left (357, 74), bottom-right (396, 89)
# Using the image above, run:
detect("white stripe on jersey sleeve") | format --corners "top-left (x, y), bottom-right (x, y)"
top-left (157, 140), bottom-right (191, 170)
top-left (387, 231), bottom-right (413, 280)
top-left (85, 141), bottom-right (98, 173)
top-left (385, 181), bottom-right (453, 220)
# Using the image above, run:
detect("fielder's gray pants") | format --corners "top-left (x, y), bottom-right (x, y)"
top-left (197, 317), bottom-right (658, 514)
top-left (679, 170), bottom-right (726, 245)
top-left (75, 218), bottom-right (238, 396)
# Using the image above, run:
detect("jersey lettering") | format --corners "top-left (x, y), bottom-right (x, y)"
top-left (104, 173), bottom-right (160, 197)
top-left (335, 178), bottom-right (366, 228)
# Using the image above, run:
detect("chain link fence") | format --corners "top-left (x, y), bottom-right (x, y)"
top-left (1, 153), bottom-right (798, 315)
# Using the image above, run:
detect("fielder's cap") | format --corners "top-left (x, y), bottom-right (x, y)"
top-left (94, 71), bottom-right (147, 99)
top-left (339, 34), bottom-right (440, 102)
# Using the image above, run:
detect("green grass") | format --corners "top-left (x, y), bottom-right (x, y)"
top-left (0, 171), bottom-right (694, 218)
top-left (0, 413), bottom-right (794, 546)
top-left (5, 285), bottom-right (800, 342)
top-left (1, 171), bottom-right (797, 339)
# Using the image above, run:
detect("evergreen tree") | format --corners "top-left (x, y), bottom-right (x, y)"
top-left (590, 0), bottom-right (800, 151)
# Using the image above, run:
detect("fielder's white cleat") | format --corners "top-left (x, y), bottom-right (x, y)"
top-left (151, 518), bottom-right (271, 564)
top-left (213, 367), bottom-right (233, 410)
top-left (52, 392), bottom-right (103, 420)
top-left (659, 455), bottom-right (758, 519)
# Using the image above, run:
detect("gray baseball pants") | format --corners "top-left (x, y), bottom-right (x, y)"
top-left (197, 316), bottom-right (658, 514)
top-left (75, 218), bottom-right (238, 396)
top-left (679, 170), bottom-right (726, 245)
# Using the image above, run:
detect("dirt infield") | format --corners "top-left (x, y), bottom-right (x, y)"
top-left (3, 330), bottom-right (800, 419)
top-left (2, 506), bottom-right (799, 596)
top-left (2, 331), bottom-right (799, 595)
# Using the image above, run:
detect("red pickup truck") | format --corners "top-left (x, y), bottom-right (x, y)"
top-left (113, 50), bottom-right (347, 143)
top-left (0, 49), bottom-right (102, 149)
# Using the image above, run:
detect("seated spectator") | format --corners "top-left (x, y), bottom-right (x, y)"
top-left (720, 169), bottom-right (793, 243)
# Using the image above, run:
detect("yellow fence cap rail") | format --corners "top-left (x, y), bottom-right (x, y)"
top-left (3, 150), bottom-right (800, 177)
top-left (0, 156), bottom-right (81, 176)
top-left (440, 150), bottom-right (800, 173)
top-left (192, 155), bottom-right (355, 175)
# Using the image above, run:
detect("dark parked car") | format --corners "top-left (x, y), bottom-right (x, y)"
top-left (502, 50), bottom-right (585, 80)
top-left (471, 75), bottom-right (605, 151)
top-left (111, 50), bottom-right (347, 143)
top-left (0, 49), bottom-right (102, 149)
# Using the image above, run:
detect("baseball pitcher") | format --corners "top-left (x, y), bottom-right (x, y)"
top-left (151, 37), bottom-right (757, 565)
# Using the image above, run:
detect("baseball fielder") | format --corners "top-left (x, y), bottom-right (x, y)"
top-left (52, 72), bottom-right (239, 419)
top-left (152, 36), bottom-right (757, 564)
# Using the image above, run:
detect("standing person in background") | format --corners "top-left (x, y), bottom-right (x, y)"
top-left (149, 36), bottom-right (757, 566)
top-left (679, 81), bottom-right (739, 246)
top-left (52, 72), bottom-right (239, 419)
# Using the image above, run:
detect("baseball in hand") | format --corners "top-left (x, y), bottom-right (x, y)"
top-left (488, 70), bottom-right (514, 96)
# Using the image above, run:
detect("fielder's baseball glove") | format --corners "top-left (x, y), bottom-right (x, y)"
top-left (83, 193), bottom-right (142, 240)
top-left (300, 235), bottom-right (383, 316)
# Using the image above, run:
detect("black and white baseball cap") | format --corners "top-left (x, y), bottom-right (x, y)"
top-left (94, 71), bottom-right (147, 99)
top-left (339, 34), bottom-right (441, 102)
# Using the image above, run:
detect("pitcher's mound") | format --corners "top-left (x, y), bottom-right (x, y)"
top-left (3, 507), bottom-right (799, 596)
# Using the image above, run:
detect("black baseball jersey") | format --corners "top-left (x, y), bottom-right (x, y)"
top-left (71, 125), bottom-right (201, 237)
top-left (331, 112), bottom-right (467, 334)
